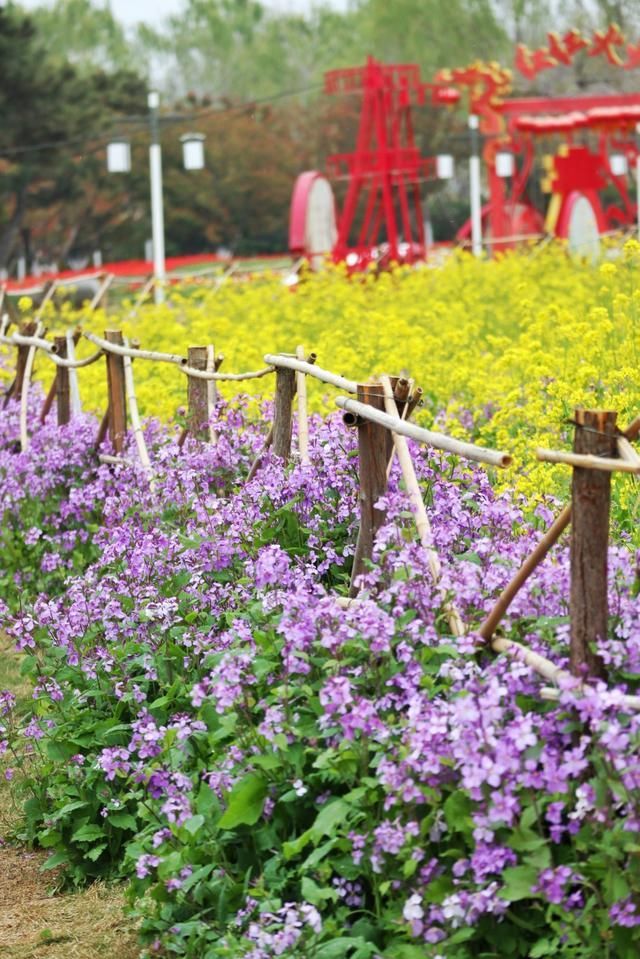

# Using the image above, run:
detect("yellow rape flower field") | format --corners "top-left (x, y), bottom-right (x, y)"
top-left (5, 240), bottom-right (640, 518)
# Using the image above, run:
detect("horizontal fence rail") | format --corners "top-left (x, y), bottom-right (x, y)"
top-left (337, 395), bottom-right (512, 468)
top-left (2, 314), bottom-right (640, 713)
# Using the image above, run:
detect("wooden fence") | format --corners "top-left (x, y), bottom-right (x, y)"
top-left (1, 313), bottom-right (640, 713)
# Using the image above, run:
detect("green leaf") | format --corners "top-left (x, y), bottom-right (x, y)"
top-left (499, 865), bottom-right (539, 902)
top-left (530, 938), bottom-right (559, 958)
top-left (41, 850), bottom-right (69, 871)
top-left (196, 784), bottom-right (218, 816)
top-left (315, 938), bottom-right (357, 958)
top-left (108, 812), bottom-right (138, 832)
top-left (183, 814), bottom-right (205, 836)
top-left (310, 799), bottom-right (351, 841)
top-left (283, 830), bottom-right (314, 861)
top-left (85, 844), bottom-right (108, 862)
top-left (52, 800), bottom-right (88, 821)
top-left (253, 753), bottom-right (284, 771)
top-left (72, 824), bottom-right (106, 843)
top-left (218, 773), bottom-right (267, 829)
top-left (301, 876), bottom-right (338, 906)
top-left (45, 740), bottom-right (77, 762)
top-left (443, 791), bottom-right (472, 833)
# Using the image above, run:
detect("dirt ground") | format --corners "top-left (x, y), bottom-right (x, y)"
top-left (0, 842), bottom-right (140, 959)
top-left (0, 634), bottom-right (140, 958)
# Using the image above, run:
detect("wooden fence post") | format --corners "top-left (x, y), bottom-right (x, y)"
top-left (3, 320), bottom-right (36, 407)
top-left (272, 367), bottom-right (296, 460)
top-left (54, 335), bottom-right (70, 425)
top-left (570, 408), bottom-right (617, 679)
top-left (349, 382), bottom-right (395, 595)
top-left (105, 330), bottom-right (127, 454)
top-left (187, 345), bottom-right (209, 441)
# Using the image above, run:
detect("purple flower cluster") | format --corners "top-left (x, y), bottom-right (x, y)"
top-left (1, 391), bottom-right (640, 957)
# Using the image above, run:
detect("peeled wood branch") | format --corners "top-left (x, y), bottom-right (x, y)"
top-left (337, 396), bottom-right (512, 468)
top-left (33, 281), bottom-right (57, 321)
top-left (19, 320), bottom-right (45, 452)
top-left (493, 638), bottom-right (640, 711)
top-left (88, 273), bottom-right (114, 311)
top-left (50, 348), bottom-right (103, 369)
top-left (296, 345), bottom-right (311, 466)
top-left (539, 684), bottom-right (640, 711)
top-left (246, 352), bottom-right (317, 481)
top-left (479, 506), bottom-right (571, 642)
top-left (181, 364), bottom-right (274, 382)
top-left (66, 330), bottom-right (82, 414)
top-left (123, 337), bottom-right (154, 487)
top-left (617, 435), bottom-right (640, 467)
top-left (6, 330), bottom-right (54, 352)
top-left (83, 330), bottom-right (187, 367)
top-left (380, 375), bottom-right (465, 637)
top-left (207, 345), bottom-right (217, 444)
top-left (265, 354), bottom-right (357, 394)
top-left (479, 415), bottom-right (640, 645)
top-left (536, 447), bottom-right (640, 475)
top-left (1, 328), bottom-right (102, 369)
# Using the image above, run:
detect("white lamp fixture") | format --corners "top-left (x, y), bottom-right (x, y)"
top-left (609, 153), bottom-right (628, 177)
top-left (106, 139), bottom-right (131, 173)
top-left (181, 133), bottom-right (206, 171)
top-left (436, 154), bottom-right (454, 180)
top-left (495, 151), bottom-right (515, 178)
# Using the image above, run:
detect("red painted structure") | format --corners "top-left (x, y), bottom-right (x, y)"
top-left (289, 57), bottom-right (459, 268)
top-left (441, 29), bottom-right (640, 250)
top-left (484, 94), bottom-right (640, 249)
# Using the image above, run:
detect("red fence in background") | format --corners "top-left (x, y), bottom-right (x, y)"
top-left (1, 252), bottom-right (292, 296)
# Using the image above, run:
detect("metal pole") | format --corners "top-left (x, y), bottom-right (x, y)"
top-left (148, 91), bottom-right (166, 304)
top-left (637, 125), bottom-right (640, 242)
top-left (468, 114), bottom-right (483, 258)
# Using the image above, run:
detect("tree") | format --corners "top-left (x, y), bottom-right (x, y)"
top-left (27, 0), bottom-right (134, 70)
top-left (0, 4), bottom-right (146, 271)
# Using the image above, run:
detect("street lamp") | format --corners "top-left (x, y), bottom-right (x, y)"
top-left (468, 114), bottom-right (483, 258)
top-left (495, 151), bottom-right (515, 178)
top-left (436, 154), bottom-right (455, 180)
top-left (181, 133), bottom-right (205, 171)
top-left (107, 92), bottom-right (206, 304)
top-left (107, 139), bottom-right (132, 173)
top-left (147, 91), bottom-right (166, 304)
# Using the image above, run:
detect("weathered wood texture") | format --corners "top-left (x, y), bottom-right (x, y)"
top-left (349, 382), bottom-right (394, 595)
top-left (272, 367), bottom-right (296, 460)
top-left (570, 408), bottom-right (617, 679)
top-left (4, 321), bottom-right (37, 406)
top-left (105, 330), bottom-right (127, 454)
top-left (54, 336), bottom-right (70, 425)
top-left (187, 346), bottom-right (209, 441)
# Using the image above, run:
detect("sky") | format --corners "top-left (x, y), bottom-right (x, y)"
top-left (17, 0), bottom-right (351, 28)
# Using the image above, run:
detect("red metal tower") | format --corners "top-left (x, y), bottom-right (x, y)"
top-left (325, 57), bottom-right (451, 264)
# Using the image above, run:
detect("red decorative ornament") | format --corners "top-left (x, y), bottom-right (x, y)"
top-left (588, 24), bottom-right (626, 67)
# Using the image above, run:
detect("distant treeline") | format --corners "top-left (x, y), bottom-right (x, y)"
top-left (1, 0), bottom-right (637, 270)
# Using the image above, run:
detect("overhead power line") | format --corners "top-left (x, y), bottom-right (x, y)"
top-left (0, 81), bottom-right (323, 160)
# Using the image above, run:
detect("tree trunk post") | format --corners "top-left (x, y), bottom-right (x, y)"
top-left (105, 330), bottom-right (127, 455)
top-left (40, 376), bottom-right (57, 424)
top-left (570, 408), bottom-right (617, 679)
top-left (349, 382), bottom-right (394, 595)
top-left (54, 335), bottom-right (70, 426)
top-left (187, 345), bottom-right (209, 441)
top-left (272, 367), bottom-right (296, 460)
top-left (4, 320), bottom-right (37, 406)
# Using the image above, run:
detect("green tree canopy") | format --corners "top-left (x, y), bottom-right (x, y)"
top-left (0, 3), bottom-right (146, 270)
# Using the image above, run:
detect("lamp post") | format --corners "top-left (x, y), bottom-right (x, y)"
top-left (107, 94), bottom-right (206, 305)
top-left (468, 114), bottom-right (483, 258)
top-left (148, 91), bottom-right (166, 304)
